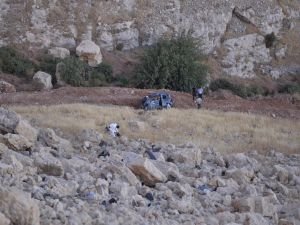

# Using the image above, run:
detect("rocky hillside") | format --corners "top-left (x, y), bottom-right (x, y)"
top-left (0, 0), bottom-right (300, 79)
top-left (0, 106), bottom-right (300, 225)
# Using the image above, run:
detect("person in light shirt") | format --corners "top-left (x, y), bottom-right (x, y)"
top-left (106, 123), bottom-right (120, 137)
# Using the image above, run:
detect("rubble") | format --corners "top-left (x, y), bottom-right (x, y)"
top-left (0, 107), bottom-right (299, 225)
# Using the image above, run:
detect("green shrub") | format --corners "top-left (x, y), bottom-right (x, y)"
top-left (0, 46), bottom-right (36, 77)
top-left (114, 76), bottom-right (130, 87)
top-left (59, 57), bottom-right (86, 86)
top-left (94, 63), bottom-right (113, 82)
top-left (210, 79), bottom-right (267, 98)
top-left (278, 83), bottom-right (300, 94)
top-left (210, 79), bottom-right (234, 91)
top-left (88, 70), bottom-right (107, 87)
top-left (134, 33), bottom-right (208, 92)
top-left (38, 55), bottom-right (61, 84)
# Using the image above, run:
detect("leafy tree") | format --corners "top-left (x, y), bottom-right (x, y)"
top-left (134, 34), bottom-right (208, 92)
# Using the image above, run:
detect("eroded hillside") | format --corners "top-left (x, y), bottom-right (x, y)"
top-left (0, 0), bottom-right (300, 80)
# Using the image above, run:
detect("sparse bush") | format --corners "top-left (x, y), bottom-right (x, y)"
top-left (59, 57), bottom-right (86, 86)
top-left (88, 70), bottom-right (107, 87)
top-left (38, 55), bottom-right (61, 84)
top-left (210, 79), bottom-right (267, 98)
top-left (278, 83), bottom-right (300, 94)
top-left (210, 79), bottom-right (234, 92)
top-left (114, 75), bottom-right (130, 87)
top-left (94, 63), bottom-right (113, 82)
top-left (134, 33), bottom-right (208, 92)
top-left (0, 46), bottom-right (36, 77)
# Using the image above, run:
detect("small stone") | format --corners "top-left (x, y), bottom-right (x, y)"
top-left (145, 192), bottom-right (154, 201)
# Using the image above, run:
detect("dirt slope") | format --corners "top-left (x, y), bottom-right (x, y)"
top-left (0, 86), bottom-right (299, 119)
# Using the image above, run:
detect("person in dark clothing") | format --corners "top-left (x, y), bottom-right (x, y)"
top-left (192, 87), bottom-right (197, 100)
top-left (159, 94), bottom-right (163, 109)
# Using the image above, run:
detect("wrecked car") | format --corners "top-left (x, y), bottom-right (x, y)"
top-left (142, 91), bottom-right (174, 110)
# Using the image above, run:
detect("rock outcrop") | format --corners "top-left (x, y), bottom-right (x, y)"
top-left (0, 0), bottom-right (299, 78)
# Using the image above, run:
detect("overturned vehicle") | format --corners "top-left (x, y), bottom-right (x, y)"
top-left (142, 91), bottom-right (174, 110)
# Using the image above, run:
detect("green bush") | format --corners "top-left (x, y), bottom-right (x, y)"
top-left (0, 46), bottom-right (36, 77)
top-left (88, 70), bottom-right (107, 87)
top-left (210, 79), bottom-right (267, 98)
top-left (38, 55), bottom-right (61, 84)
top-left (114, 76), bottom-right (130, 87)
top-left (59, 57), bottom-right (86, 86)
top-left (93, 63), bottom-right (113, 82)
top-left (134, 34), bottom-right (208, 92)
top-left (278, 83), bottom-right (300, 94)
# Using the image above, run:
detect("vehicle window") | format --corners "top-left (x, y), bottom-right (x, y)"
top-left (163, 95), bottom-right (167, 99)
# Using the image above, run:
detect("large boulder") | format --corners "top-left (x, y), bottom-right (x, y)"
top-left (38, 128), bottom-right (74, 157)
top-left (76, 40), bottom-right (103, 67)
top-left (48, 47), bottom-right (70, 59)
top-left (1, 133), bottom-right (32, 151)
top-left (0, 107), bottom-right (20, 134)
top-left (0, 80), bottom-right (16, 93)
top-left (124, 152), bottom-right (167, 186)
top-left (222, 34), bottom-right (271, 78)
top-left (0, 212), bottom-right (10, 225)
top-left (0, 187), bottom-right (40, 225)
top-left (33, 71), bottom-right (53, 90)
top-left (33, 149), bottom-right (64, 176)
top-left (15, 119), bottom-right (38, 145)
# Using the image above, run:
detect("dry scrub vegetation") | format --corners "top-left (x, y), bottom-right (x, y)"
top-left (10, 104), bottom-right (300, 154)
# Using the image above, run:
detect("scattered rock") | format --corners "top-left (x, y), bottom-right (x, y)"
top-left (0, 80), bottom-right (16, 93)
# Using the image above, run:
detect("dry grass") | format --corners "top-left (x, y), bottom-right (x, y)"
top-left (10, 104), bottom-right (300, 155)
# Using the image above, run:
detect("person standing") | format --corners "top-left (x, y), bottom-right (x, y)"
top-left (195, 87), bottom-right (204, 109)
top-left (192, 87), bottom-right (197, 100)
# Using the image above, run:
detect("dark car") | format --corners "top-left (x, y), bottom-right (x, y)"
top-left (142, 91), bottom-right (174, 110)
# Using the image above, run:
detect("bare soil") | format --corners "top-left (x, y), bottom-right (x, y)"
top-left (0, 86), bottom-right (299, 119)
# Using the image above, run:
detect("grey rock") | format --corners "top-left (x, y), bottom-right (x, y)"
top-left (0, 186), bottom-right (40, 225)
top-left (0, 107), bottom-right (20, 134)
top-left (124, 152), bottom-right (167, 186)
top-left (33, 150), bottom-right (64, 176)
top-left (33, 71), bottom-right (53, 90)
top-left (48, 47), bottom-right (70, 59)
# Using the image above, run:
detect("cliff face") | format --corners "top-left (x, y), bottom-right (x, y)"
top-left (0, 0), bottom-right (299, 78)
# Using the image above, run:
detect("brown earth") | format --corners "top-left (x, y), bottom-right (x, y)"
top-left (0, 86), bottom-right (299, 120)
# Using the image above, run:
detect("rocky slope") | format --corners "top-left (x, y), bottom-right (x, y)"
top-left (0, 0), bottom-right (300, 79)
top-left (0, 107), bottom-right (300, 225)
